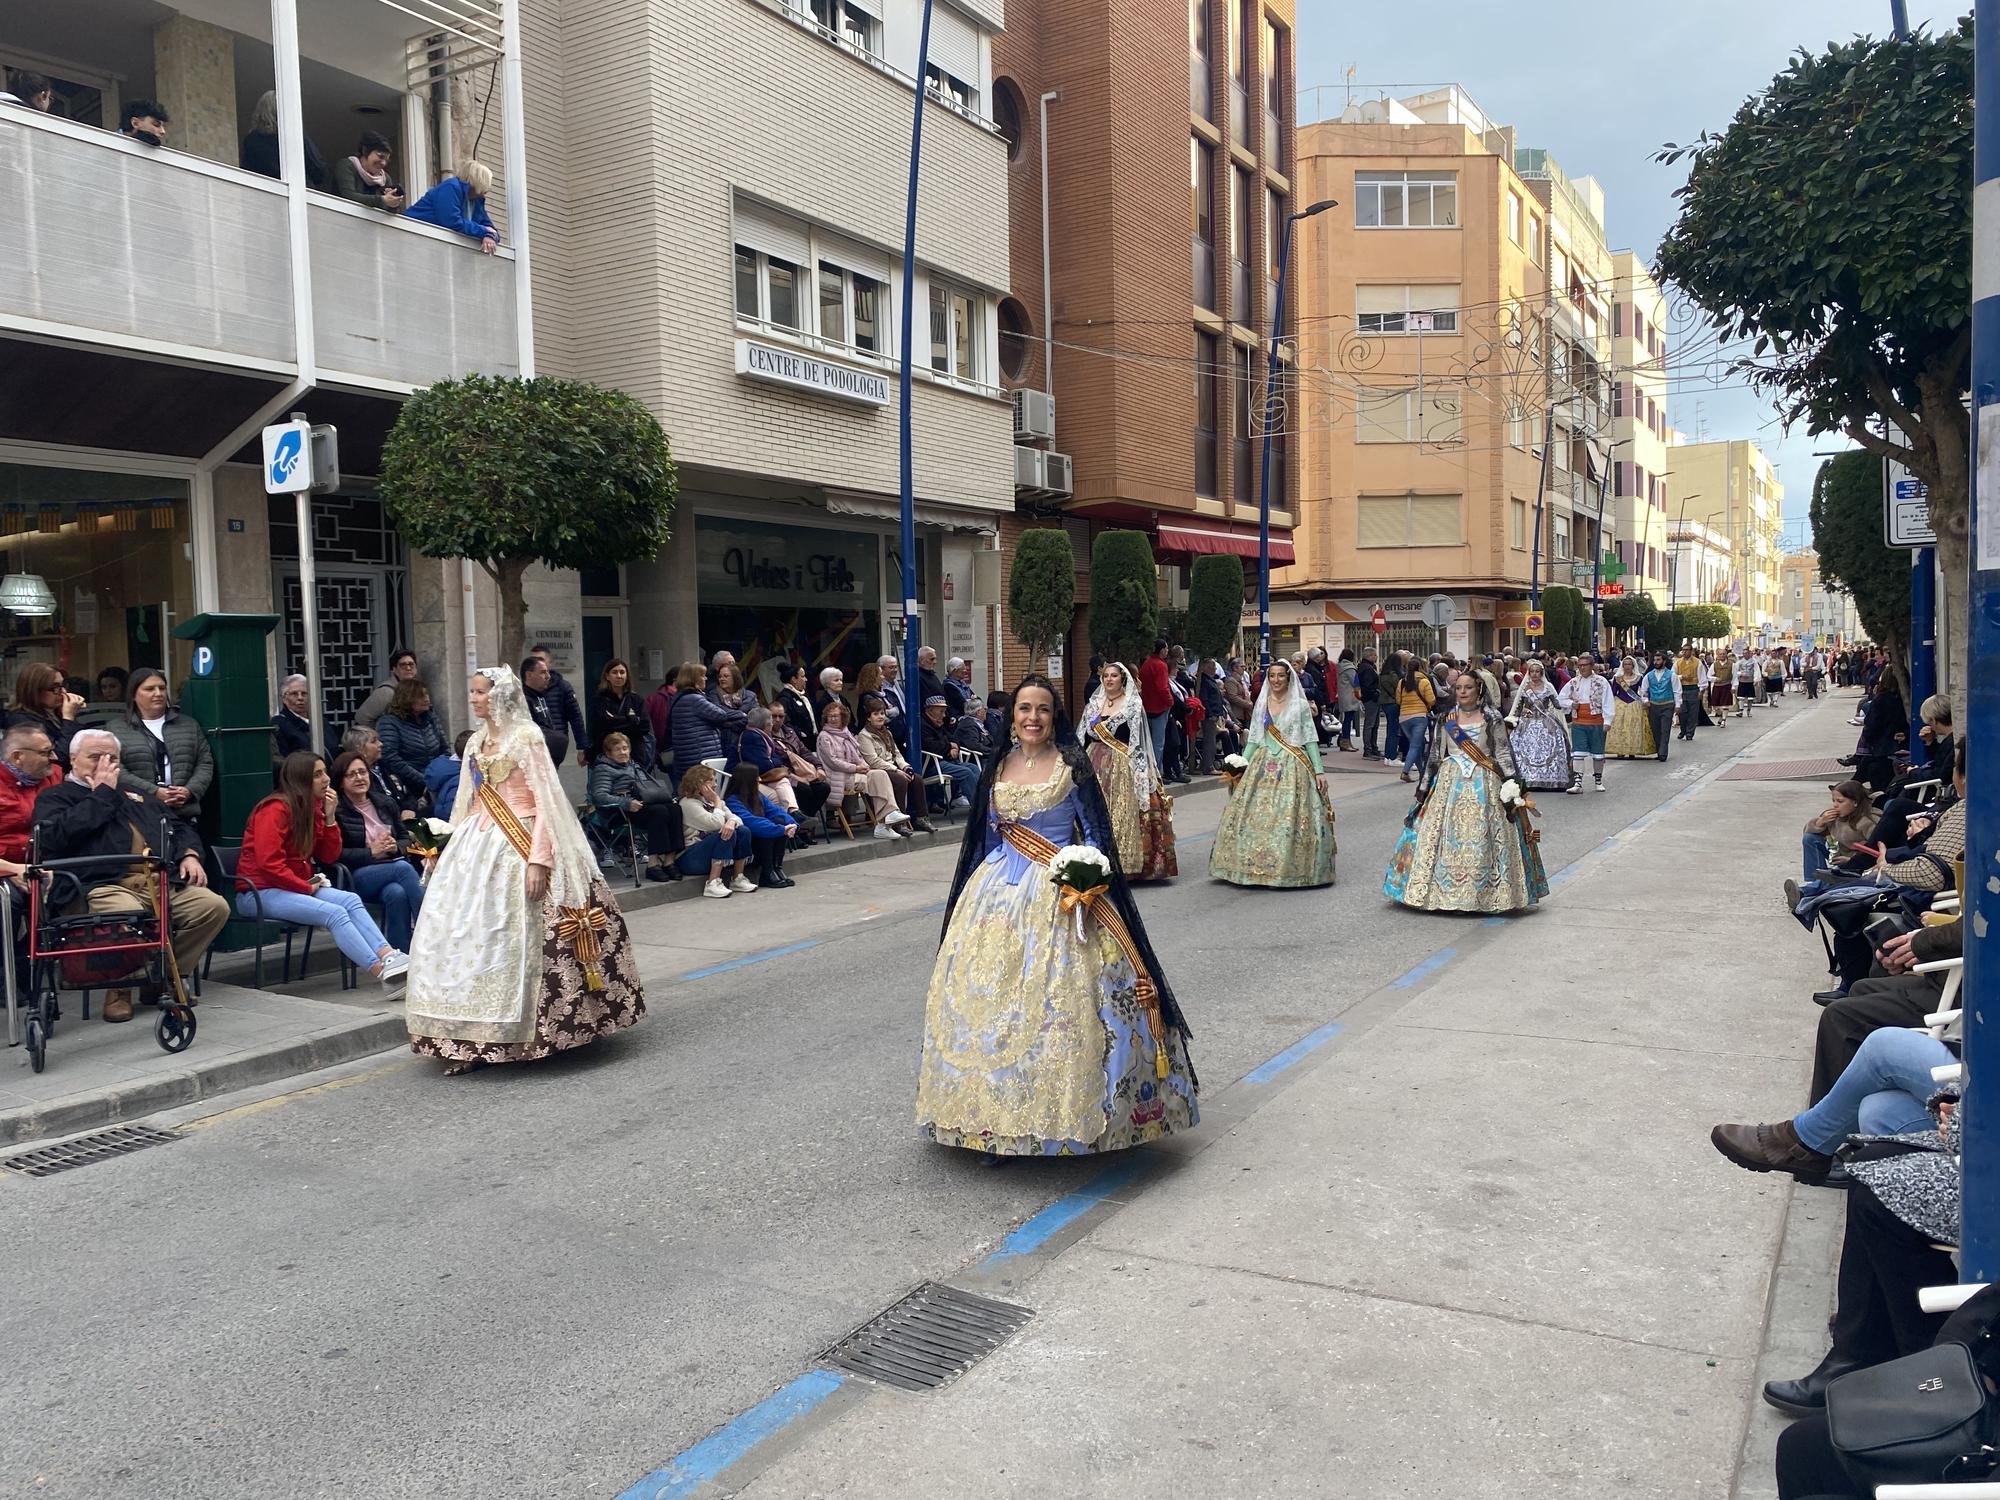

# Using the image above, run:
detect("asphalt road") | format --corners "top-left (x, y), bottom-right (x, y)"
top-left (0, 700), bottom-right (1811, 1500)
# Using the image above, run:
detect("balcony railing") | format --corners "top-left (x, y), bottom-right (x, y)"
top-left (1229, 79), bottom-right (1249, 144)
top-left (1191, 54), bottom-right (1213, 120)
top-left (1, 112), bottom-right (519, 390)
top-left (1230, 258), bottom-right (1251, 323)
top-left (1193, 235), bottom-right (1216, 311)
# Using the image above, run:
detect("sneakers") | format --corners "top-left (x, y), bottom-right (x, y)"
top-left (729, 873), bottom-right (758, 894)
top-left (702, 878), bottom-right (731, 899)
top-left (873, 823), bottom-right (901, 840)
top-left (1566, 780), bottom-right (1582, 796)
top-left (950, 797), bottom-right (971, 811)
top-left (884, 809), bottom-right (912, 827)
top-left (1593, 778), bottom-right (1607, 793)
top-left (377, 951), bottom-right (411, 982)
top-left (1782, 878), bottom-right (1802, 914)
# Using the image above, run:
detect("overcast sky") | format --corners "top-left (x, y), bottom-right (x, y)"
top-left (1293, 0), bottom-right (1970, 544)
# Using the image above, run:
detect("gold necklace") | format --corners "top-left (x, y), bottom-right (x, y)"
top-left (1018, 742), bottom-right (1049, 769)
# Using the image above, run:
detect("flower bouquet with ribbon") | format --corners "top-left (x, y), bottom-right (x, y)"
top-left (1043, 842), bottom-right (1171, 1080)
top-left (1046, 843), bottom-right (1113, 940)
top-left (406, 816), bottom-right (454, 883)
top-left (1495, 777), bottom-right (1541, 843)
top-left (1219, 753), bottom-right (1249, 792)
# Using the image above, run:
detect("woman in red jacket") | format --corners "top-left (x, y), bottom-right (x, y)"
top-left (239, 751), bottom-right (408, 982)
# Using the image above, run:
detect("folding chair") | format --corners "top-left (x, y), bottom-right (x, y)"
top-left (832, 791), bottom-right (876, 839)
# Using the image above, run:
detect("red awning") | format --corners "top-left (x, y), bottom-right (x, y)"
top-left (1157, 521), bottom-right (1295, 564)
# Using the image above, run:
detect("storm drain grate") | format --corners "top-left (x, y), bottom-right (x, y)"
top-left (1, 1125), bottom-right (181, 1179)
top-left (819, 1282), bottom-right (1033, 1392)
top-left (1718, 757), bottom-right (1851, 783)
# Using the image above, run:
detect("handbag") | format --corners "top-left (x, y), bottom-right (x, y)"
top-left (1827, 1342), bottom-right (1992, 1489)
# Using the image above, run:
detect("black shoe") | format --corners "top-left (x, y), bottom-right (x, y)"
top-left (1812, 986), bottom-right (1850, 1007)
top-left (645, 866), bottom-right (673, 883)
top-left (1762, 1351), bottom-right (1865, 1415)
top-left (911, 819), bottom-right (935, 835)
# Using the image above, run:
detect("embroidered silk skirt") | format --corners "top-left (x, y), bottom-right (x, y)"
top-left (1383, 753), bottom-right (1548, 913)
top-left (1606, 698), bottom-right (1656, 759)
top-left (1209, 745), bottom-right (1336, 889)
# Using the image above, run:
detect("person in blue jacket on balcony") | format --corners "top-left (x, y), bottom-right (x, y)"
top-left (403, 160), bottom-right (498, 254)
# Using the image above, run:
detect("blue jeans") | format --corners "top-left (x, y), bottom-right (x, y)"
top-left (678, 827), bottom-right (751, 876)
top-left (1400, 713), bottom-right (1429, 773)
top-left (238, 886), bottom-right (392, 971)
top-left (1794, 1026), bottom-right (1953, 1153)
top-left (350, 859), bottom-right (425, 951)
top-left (1803, 831), bottom-right (1831, 880)
top-left (938, 758), bottom-right (979, 802)
top-left (1147, 710), bottom-right (1169, 768)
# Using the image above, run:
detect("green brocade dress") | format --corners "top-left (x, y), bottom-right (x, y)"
top-left (1208, 723), bottom-right (1337, 888)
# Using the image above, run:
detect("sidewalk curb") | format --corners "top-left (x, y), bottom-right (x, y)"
top-left (0, 1013), bottom-right (409, 1148)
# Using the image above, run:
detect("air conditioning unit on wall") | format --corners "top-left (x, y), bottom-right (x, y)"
top-left (1014, 446), bottom-right (1047, 491)
top-left (1011, 389), bottom-right (1056, 442)
top-left (1041, 452), bottom-right (1074, 497)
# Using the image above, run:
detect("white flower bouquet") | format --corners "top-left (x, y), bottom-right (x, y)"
top-left (1498, 779), bottom-right (1524, 807)
top-left (1220, 753), bottom-right (1249, 791)
top-left (408, 816), bottom-right (453, 880)
top-left (1047, 844), bottom-right (1113, 939)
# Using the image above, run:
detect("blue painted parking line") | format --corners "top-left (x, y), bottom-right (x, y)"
top-left (1243, 1021), bottom-right (1344, 1085)
top-left (1389, 947), bottom-right (1458, 988)
top-left (617, 1369), bottom-right (846, 1500)
top-left (679, 939), bottom-right (821, 981)
top-left (982, 1154), bottom-right (1146, 1264)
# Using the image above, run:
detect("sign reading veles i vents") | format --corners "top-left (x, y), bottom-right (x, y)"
top-left (736, 339), bottom-right (890, 406)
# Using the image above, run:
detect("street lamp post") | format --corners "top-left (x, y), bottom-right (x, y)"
top-left (894, 0), bottom-right (936, 771)
top-left (1256, 197), bottom-right (1338, 667)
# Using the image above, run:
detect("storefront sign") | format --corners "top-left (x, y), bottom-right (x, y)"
top-left (720, 544), bottom-right (858, 596)
top-left (735, 339), bottom-right (890, 406)
top-left (695, 519), bottom-right (878, 612)
top-left (523, 623), bottom-right (579, 676)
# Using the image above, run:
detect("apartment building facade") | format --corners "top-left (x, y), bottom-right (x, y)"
top-left (1665, 437), bottom-right (1785, 639)
top-left (983, 0), bottom-right (1297, 699)
top-left (1609, 251), bottom-right (1671, 605)
top-left (1278, 87), bottom-right (1613, 660)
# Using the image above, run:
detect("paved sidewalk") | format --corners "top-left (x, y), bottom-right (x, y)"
top-left (695, 693), bottom-right (1854, 1500)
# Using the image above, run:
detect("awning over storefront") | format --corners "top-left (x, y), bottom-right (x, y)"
top-left (823, 491), bottom-right (1001, 534)
top-left (1157, 520), bottom-right (1295, 564)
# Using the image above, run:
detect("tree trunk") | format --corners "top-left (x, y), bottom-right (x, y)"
top-left (1916, 377), bottom-right (1971, 723)
top-left (493, 556), bottom-right (531, 669)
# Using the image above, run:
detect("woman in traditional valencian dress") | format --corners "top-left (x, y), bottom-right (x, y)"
top-left (1385, 671), bottom-right (1549, 914)
top-left (406, 666), bottom-right (645, 1073)
top-left (1504, 659), bottom-right (1573, 792)
top-left (1606, 655), bottom-right (1656, 759)
top-left (916, 675), bottom-right (1197, 1157)
top-left (1080, 662), bottom-right (1177, 882)
top-left (1208, 658), bottom-right (1337, 888)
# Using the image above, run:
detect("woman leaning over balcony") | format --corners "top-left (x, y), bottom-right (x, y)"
top-left (404, 160), bottom-right (499, 254)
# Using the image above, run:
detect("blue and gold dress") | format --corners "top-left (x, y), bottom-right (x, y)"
top-left (1384, 709), bottom-right (1548, 913)
top-left (916, 767), bottom-right (1198, 1156)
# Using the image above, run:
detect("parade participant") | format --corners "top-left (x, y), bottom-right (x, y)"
top-left (1606, 656), bottom-right (1656, 760)
top-left (1081, 662), bottom-right (1177, 881)
top-left (1557, 654), bottom-right (1615, 793)
top-left (1502, 659), bottom-right (1572, 791)
top-left (1735, 649), bottom-right (1760, 715)
top-left (1803, 645), bottom-right (1826, 700)
top-left (916, 675), bottom-right (1197, 1157)
top-left (404, 666), bottom-right (644, 1074)
top-left (1711, 647), bottom-right (1736, 720)
top-left (1674, 646), bottom-right (1704, 741)
top-left (1642, 652), bottom-right (1679, 762)
top-left (1762, 649), bottom-right (1787, 703)
top-left (1385, 671), bottom-right (1548, 913)
top-left (1209, 659), bottom-right (1337, 888)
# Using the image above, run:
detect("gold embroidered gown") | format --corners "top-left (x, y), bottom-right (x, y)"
top-left (1383, 713), bottom-right (1548, 913)
top-left (916, 771), bottom-right (1198, 1155)
top-left (1606, 676), bottom-right (1656, 759)
top-left (1081, 714), bottom-right (1177, 881)
top-left (1209, 719), bottom-right (1337, 888)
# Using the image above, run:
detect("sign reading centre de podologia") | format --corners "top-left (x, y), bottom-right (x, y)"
top-left (735, 339), bottom-right (891, 406)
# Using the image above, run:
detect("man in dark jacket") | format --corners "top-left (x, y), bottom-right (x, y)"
top-left (33, 729), bottom-right (229, 1023)
top-left (527, 645), bottom-right (586, 765)
top-left (1356, 650), bottom-right (1383, 759)
top-left (919, 697), bottom-right (977, 808)
top-left (916, 647), bottom-right (950, 718)
top-left (1196, 659), bottom-right (1227, 773)
top-left (522, 656), bottom-right (571, 766)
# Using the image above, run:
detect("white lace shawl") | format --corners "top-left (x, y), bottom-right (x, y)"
top-left (1082, 664), bottom-right (1158, 802)
top-left (1252, 664), bottom-right (1316, 747)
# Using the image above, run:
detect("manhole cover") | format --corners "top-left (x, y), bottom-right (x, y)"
top-left (1, 1124), bottom-right (181, 1179)
top-left (1718, 757), bottom-right (1850, 783)
top-left (819, 1282), bottom-right (1032, 1392)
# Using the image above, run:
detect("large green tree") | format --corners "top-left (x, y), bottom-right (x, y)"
top-left (1007, 528), bottom-right (1076, 667)
top-left (1654, 19), bottom-right (1972, 702)
top-left (380, 375), bottom-right (677, 664)
top-left (1811, 451), bottom-right (1913, 703)
top-left (1184, 555), bottom-right (1246, 662)
top-left (1088, 530), bottom-right (1160, 668)
top-left (1603, 593), bottom-right (1658, 649)
top-left (1684, 604), bottom-right (1735, 643)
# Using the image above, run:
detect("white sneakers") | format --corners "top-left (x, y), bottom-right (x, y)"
top-left (729, 874), bottom-right (758, 894)
top-left (703, 878), bottom-right (731, 899)
top-left (873, 823), bottom-right (901, 840)
top-left (1594, 779), bottom-right (1608, 792)
top-left (885, 810), bottom-right (912, 827)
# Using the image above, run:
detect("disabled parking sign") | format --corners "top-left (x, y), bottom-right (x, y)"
top-left (262, 419), bottom-right (314, 494)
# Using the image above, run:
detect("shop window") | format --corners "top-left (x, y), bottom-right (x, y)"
top-left (695, 517), bottom-right (882, 696)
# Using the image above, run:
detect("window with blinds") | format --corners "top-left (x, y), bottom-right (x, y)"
top-left (1355, 284), bottom-right (1460, 334)
top-left (1355, 387), bottom-right (1463, 444)
top-left (1357, 494), bottom-right (1462, 548)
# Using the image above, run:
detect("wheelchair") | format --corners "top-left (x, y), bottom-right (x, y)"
top-left (12, 840), bottom-right (198, 1075)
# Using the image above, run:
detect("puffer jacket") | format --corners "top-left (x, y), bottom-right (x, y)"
top-left (113, 710), bottom-right (214, 803)
top-left (377, 709), bottom-right (447, 795)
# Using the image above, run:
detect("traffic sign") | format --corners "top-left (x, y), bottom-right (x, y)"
top-left (262, 420), bottom-right (313, 494)
top-left (1370, 605), bottom-right (1387, 636)
top-left (192, 645), bottom-right (215, 678)
top-left (1525, 610), bottom-right (1545, 636)
top-left (1420, 593), bottom-right (1455, 630)
top-left (1884, 455), bottom-right (1936, 547)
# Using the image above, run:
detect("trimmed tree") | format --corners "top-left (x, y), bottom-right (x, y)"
top-left (1185, 554), bottom-right (1246, 663)
top-left (379, 374), bottom-right (677, 665)
top-left (1685, 603), bottom-right (1734, 643)
top-left (1089, 530), bottom-right (1160, 668)
top-left (1654, 20), bottom-right (1973, 702)
top-left (1603, 593), bottom-right (1658, 649)
top-left (1644, 606), bottom-right (1692, 654)
top-left (1811, 450), bottom-right (1912, 703)
top-left (1007, 527), bottom-right (1076, 668)
top-left (1540, 585), bottom-right (1585, 655)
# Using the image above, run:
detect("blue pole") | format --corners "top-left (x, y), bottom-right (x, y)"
top-left (1589, 451), bottom-right (1611, 643)
top-left (1909, 547), bottom-right (1937, 753)
top-left (1256, 212), bottom-right (1295, 670)
top-left (1960, 0), bottom-right (1999, 1283)
top-left (896, 0), bottom-right (934, 773)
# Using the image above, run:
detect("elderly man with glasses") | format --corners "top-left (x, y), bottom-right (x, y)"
top-left (0, 722), bottom-right (61, 870)
top-left (30, 728), bottom-right (230, 1022)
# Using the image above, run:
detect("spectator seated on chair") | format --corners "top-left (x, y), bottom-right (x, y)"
top-left (776, 662), bottom-right (820, 750)
top-left (426, 730), bottom-right (473, 822)
top-left (376, 680), bottom-right (447, 811)
top-left (737, 705), bottom-right (803, 816)
top-left (814, 700), bottom-right (905, 839)
top-left (919, 696), bottom-right (977, 809)
top-left (5, 661), bottom-right (88, 774)
top-left (586, 731), bottom-right (681, 883)
top-left (239, 751), bottom-right (408, 984)
top-left (724, 763), bottom-right (798, 889)
top-left (951, 699), bottom-right (995, 760)
top-left (271, 673), bottom-right (315, 760)
top-left (766, 702), bottom-right (831, 834)
top-left (1785, 741), bottom-right (1968, 942)
top-left (31, 729), bottom-right (229, 1024)
top-left (0, 722), bottom-right (61, 869)
top-left (330, 750), bottom-right (426, 952)
top-left (1798, 779), bottom-right (1879, 881)
top-left (339, 725), bottom-right (421, 820)
top-left (857, 703), bottom-right (932, 833)
top-left (676, 765), bottom-right (755, 899)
